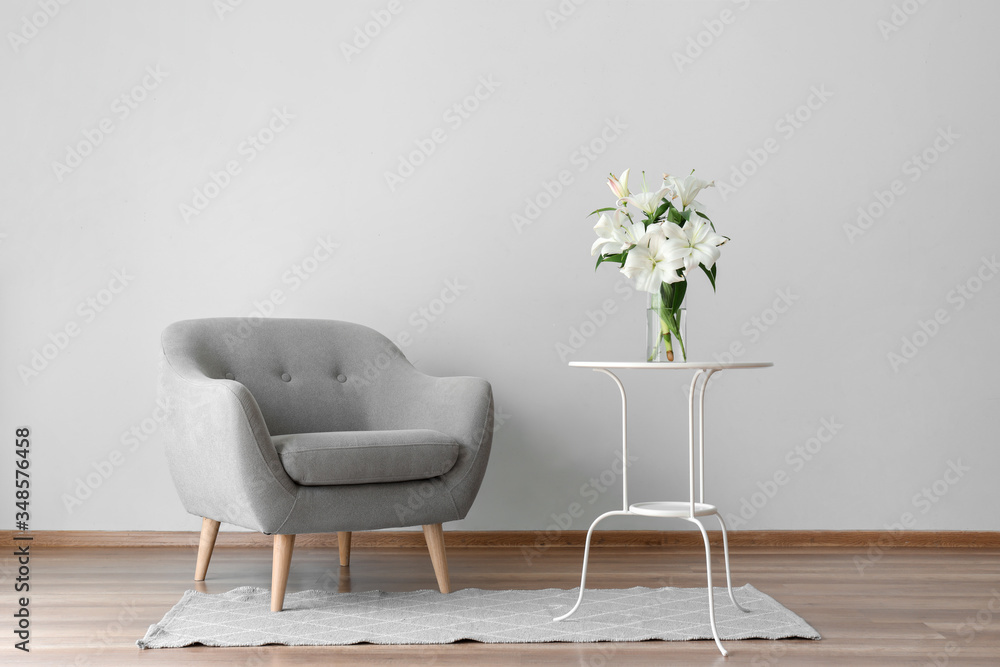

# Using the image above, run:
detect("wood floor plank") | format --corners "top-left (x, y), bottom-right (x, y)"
top-left (3, 545), bottom-right (1000, 665)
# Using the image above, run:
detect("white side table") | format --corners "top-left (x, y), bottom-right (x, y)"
top-left (552, 361), bottom-right (773, 657)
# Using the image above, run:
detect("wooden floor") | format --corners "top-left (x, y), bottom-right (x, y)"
top-left (10, 544), bottom-right (1000, 665)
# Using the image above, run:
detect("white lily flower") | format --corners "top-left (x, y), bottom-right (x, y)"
top-left (663, 216), bottom-right (727, 272)
top-left (621, 176), bottom-right (671, 216)
top-left (621, 224), bottom-right (686, 292)
top-left (663, 172), bottom-right (715, 211)
top-left (591, 209), bottom-right (646, 256)
top-left (607, 169), bottom-right (630, 199)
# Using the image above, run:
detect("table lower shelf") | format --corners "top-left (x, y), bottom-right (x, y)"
top-left (629, 501), bottom-right (718, 518)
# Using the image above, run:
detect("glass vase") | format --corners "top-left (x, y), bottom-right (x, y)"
top-left (646, 292), bottom-right (687, 362)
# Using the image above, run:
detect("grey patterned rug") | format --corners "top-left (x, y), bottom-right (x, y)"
top-left (138, 584), bottom-right (819, 648)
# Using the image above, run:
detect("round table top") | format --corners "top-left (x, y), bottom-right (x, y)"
top-left (569, 361), bottom-right (773, 370)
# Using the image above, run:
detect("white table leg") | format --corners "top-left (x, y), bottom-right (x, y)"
top-left (552, 510), bottom-right (631, 622)
top-left (553, 367), bottom-right (634, 623)
top-left (686, 516), bottom-right (728, 657)
top-left (716, 513), bottom-right (750, 613)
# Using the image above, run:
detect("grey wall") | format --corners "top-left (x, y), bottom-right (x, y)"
top-left (3, 0), bottom-right (998, 535)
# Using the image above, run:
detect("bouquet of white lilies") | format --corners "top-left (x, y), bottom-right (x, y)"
top-left (591, 169), bottom-right (727, 362)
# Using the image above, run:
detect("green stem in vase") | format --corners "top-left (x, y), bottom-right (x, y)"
top-left (648, 284), bottom-right (686, 362)
top-left (672, 310), bottom-right (686, 361)
top-left (663, 282), bottom-right (686, 362)
top-left (648, 291), bottom-right (667, 361)
top-left (658, 306), bottom-right (675, 361)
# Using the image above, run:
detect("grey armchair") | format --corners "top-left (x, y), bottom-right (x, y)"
top-left (159, 318), bottom-right (494, 611)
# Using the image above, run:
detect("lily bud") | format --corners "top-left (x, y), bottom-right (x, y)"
top-left (607, 168), bottom-right (630, 199)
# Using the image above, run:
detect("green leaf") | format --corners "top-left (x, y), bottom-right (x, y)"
top-left (699, 263), bottom-right (717, 291)
top-left (595, 252), bottom-right (625, 270)
top-left (588, 207), bottom-right (617, 217)
top-left (669, 279), bottom-right (687, 310)
top-left (652, 200), bottom-right (671, 220)
top-left (658, 282), bottom-right (671, 307)
top-left (667, 207), bottom-right (686, 225)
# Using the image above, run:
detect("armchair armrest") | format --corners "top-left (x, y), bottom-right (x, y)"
top-left (371, 368), bottom-right (494, 517)
top-left (159, 357), bottom-right (298, 534)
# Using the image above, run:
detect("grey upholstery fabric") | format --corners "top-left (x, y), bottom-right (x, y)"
top-left (159, 318), bottom-right (494, 535)
top-left (272, 429), bottom-right (460, 486)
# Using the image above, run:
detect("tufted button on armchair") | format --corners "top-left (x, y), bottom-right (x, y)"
top-left (159, 318), bottom-right (494, 611)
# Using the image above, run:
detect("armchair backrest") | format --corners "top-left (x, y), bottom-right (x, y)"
top-left (161, 318), bottom-right (413, 436)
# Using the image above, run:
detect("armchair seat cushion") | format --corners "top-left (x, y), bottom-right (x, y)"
top-left (272, 429), bottom-right (461, 486)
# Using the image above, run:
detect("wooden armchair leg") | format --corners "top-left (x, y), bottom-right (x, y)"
top-left (422, 523), bottom-right (451, 594)
top-left (338, 532), bottom-right (352, 567)
top-left (271, 534), bottom-right (296, 612)
top-left (194, 518), bottom-right (220, 581)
